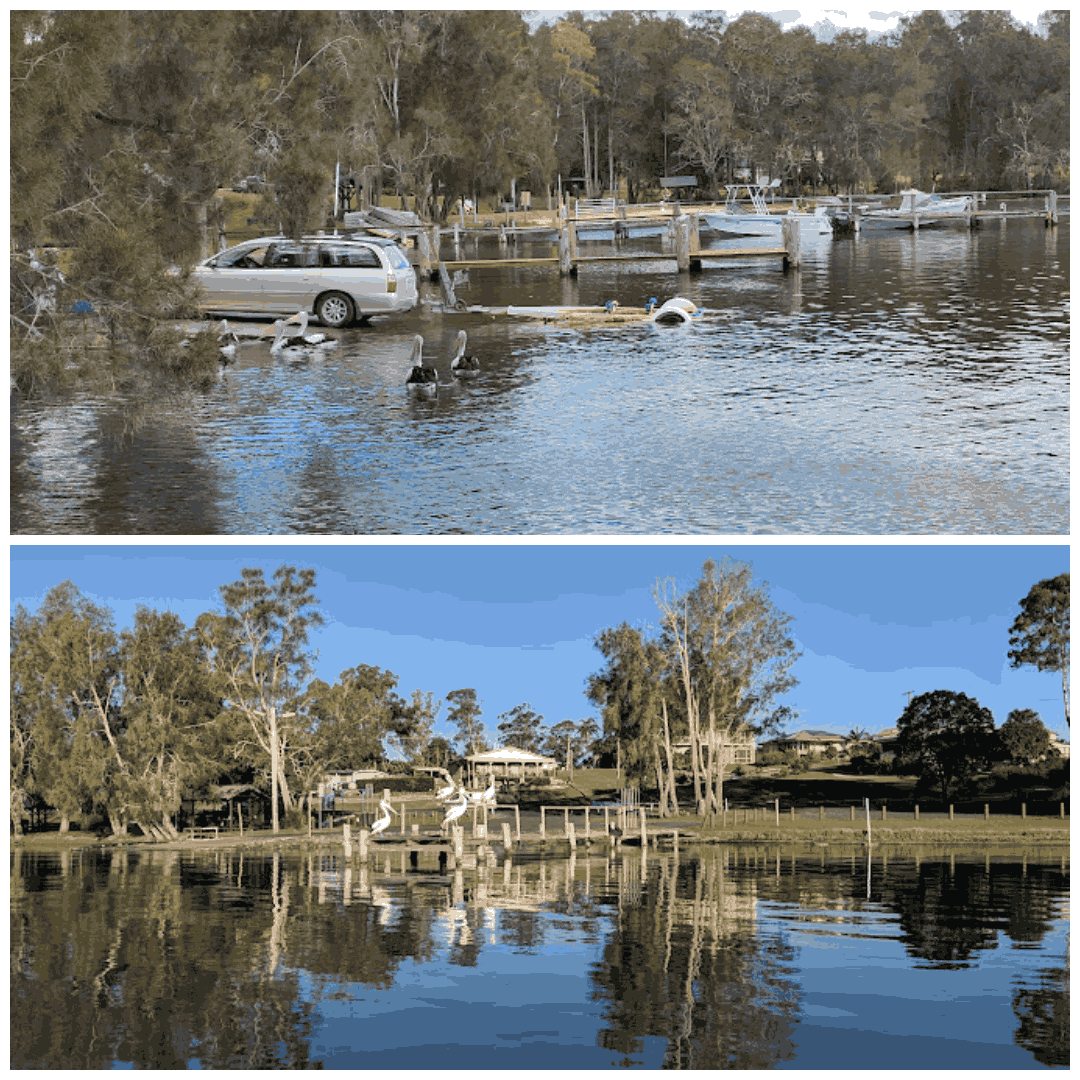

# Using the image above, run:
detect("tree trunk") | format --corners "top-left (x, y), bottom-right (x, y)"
top-left (159, 813), bottom-right (181, 840)
top-left (653, 745), bottom-right (667, 817)
top-left (581, 100), bottom-right (592, 199)
top-left (107, 808), bottom-right (126, 837)
top-left (662, 698), bottom-right (679, 816)
top-left (58, 813), bottom-right (70, 835)
top-left (269, 707), bottom-right (281, 833)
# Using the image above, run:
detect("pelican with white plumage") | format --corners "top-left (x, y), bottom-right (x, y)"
top-left (405, 334), bottom-right (438, 394)
top-left (440, 791), bottom-right (469, 833)
top-left (434, 778), bottom-right (457, 802)
top-left (263, 318), bottom-right (313, 359)
top-left (450, 330), bottom-right (480, 377)
top-left (284, 309), bottom-right (337, 347)
top-left (216, 319), bottom-right (240, 363)
top-left (370, 797), bottom-right (397, 838)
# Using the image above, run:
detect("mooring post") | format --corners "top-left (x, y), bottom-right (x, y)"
top-left (438, 262), bottom-right (456, 308)
top-left (558, 220), bottom-right (573, 276)
top-left (584, 808), bottom-right (590, 840)
top-left (564, 807), bottom-right (569, 836)
top-left (675, 216), bottom-right (690, 272)
top-left (400, 803), bottom-right (406, 835)
top-left (985, 803), bottom-right (990, 820)
top-left (567, 821), bottom-right (576, 849)
top-left (502, 821), bottom-right (512, 848)
top-left (514, 803), bottom-right (521, 841)
top-left (781, 217), bottom-right (801, 270)
top-left (1046, 189), bottom-right (1058, 227)
top-left (640, 807), bottom-right (647, 849)
top-left (540, 806), bottom-right (546, 839)
top-left (452, 825), bottom-right (464, 860)
top-left (358, 828), bottom-right (369, 862)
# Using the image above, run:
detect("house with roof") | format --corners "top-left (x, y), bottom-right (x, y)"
top-left (672, 723), bottom-right (757, 766)
top-left (466, 746), bottom-right (559, 786)
top-left (758, 729), bottom-right (847, 756)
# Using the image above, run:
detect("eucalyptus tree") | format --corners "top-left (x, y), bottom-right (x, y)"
top-left (10, 582), bottom-right (126, 834)
top-left (666, 56), bottom-right (735, 200)
top-left (118, 606), bottom-right (224, 838)
top-left (496, 703), bottom-right (546, 753)
top-left (654, 558), bottom-right (799, 820)
top-left (1008, 572), bottom-right (1070, 727)
top-left (447, 688), bottom-right (486, 756)
top-left (587, 623), bottom-right (680, 815)
top-left (307, 663), bottom-right (408, 770)
top-left (196, 565), bottom-right (323, 833)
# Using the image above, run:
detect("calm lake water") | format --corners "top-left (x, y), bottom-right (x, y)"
top-left (10, 217), bottom-right (1068, 535)
top-left (10, 844), bottom-right (1068, 1069)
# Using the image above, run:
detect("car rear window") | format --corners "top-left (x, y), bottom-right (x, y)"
top-left (319, 244), bottom-right (383, 268)
top-left (384, 246), bottom-right (411, 270)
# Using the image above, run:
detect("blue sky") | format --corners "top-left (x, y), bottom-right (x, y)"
top-left (9, 543), bottom-right (1069, 746)
top-left (523, 7), bottom-right (1053, 38)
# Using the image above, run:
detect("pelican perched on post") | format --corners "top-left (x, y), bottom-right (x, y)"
top-left (441, 791), bottom-right (469, 833)
top-left (434, 778), bottom-right (457, 802)
top-left (450, 330), bottom-right (480, 377)
top-left (480, 779), bottom-right (497, 807)
top-left (370, 797), bottom-right (397, 838)
top-left (405, 334), bottom-right (438, 394)
top-left (216, 319), bottom-right (240, 363)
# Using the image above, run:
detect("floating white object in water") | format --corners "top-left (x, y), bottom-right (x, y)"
top-left (650, 297), bottom-right (698, 325)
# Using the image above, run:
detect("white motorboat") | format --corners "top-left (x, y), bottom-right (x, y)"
top-left (702, 181), bottom-right (834, 238)
top-left (859, 189), bottom-right (973, 229)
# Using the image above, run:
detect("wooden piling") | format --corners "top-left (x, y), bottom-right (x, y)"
top-left (358, 828), bottom-right (369, 862)
top-left (640, 807), bottom-right (647, 849)
top-left (985, 803), bottom-right (990, 820)
top-left (949, 804), bottom-right (954, 821)
top-left (781, 217), bottom-right (801, 270)
top-left (540, 806), bottom-right (546, 839)
top-left (567, 821), bottom-right (576, 848)
top-left (675, 216), bottom-right (691, 272)
top-left (514, 803), bottom-right (521, 841)
top-left (914, 804), bottom-right (919, 821)
top-left (502, 821), bottom-right (512, 848)
top-left (775, 798), bottom-right (780, 826)
top-left (1021, 802), bottom-right (1026, 819)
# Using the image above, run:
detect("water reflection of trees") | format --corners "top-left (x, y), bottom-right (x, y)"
top-left (9, 845), bottom-right (1069, 1069)
top-left (592, 849), bottom-right (801, 1069)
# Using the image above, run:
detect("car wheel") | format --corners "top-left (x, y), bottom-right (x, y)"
top-left (317, 291), bottom-right (354, 329)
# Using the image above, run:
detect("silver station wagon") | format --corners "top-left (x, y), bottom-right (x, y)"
top-left (191, 234), bottom-right (418, 327)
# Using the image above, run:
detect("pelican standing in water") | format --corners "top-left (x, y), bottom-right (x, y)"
top-left (405, 334), bottom-right (438, 394)
top-left (440, 791), bottom-right (469, 833)
top-left (370, 797), bottom-right (397, 838)
top-left (450, 330), bottom-right (480, 376)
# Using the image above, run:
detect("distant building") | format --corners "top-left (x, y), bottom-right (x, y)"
top-left (758, 729), bottom-right (846, 756)
top-left (1048, 733), bottom-right (1070, 759)
top-left (467, 746), bottom-right (558, 780)
top-left (673, 723), bottom-right (757, 765)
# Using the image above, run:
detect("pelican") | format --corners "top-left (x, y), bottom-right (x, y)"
top-left (263, 318), bottom-right (313, 359)
top-left (405, 334), bottom-right (438, 394)
top-left (441, 791), bottom-right (469, 833)
top-left (217, 319), bottom-right (239, 363)
top-left (480, 779), bottom-right (497, 807)
top-left (450, 330), bottom-right (480, 377)
top-left (370, 797), bottom-right (397, 838)
top-left (285, 309), bottom-right (336, 347)
top-left (434, 778), bottom-right (457, 802)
